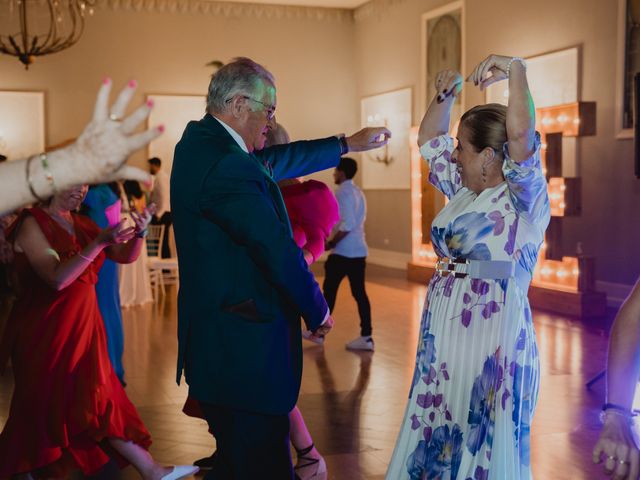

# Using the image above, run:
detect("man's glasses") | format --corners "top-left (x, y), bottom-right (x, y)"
top-left (226, 95), bottom-right (276, 120)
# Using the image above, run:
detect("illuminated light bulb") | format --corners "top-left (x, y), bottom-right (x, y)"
top-left (557, 114), bottom-right (568, 123)
top-left (503, 89), bottom-right (509, 98)
top-left (541, 117), bottom-right (552, 126)
top-left (560, 185), bottom-right (566, 191)
top-left (572, 268), bottom-right (580, 276)
top-left (542, 168), bottom-right (547, 175)
top-left (540, 267), bottom-right (552, 276)
top-left (541, 143), bottom-right (548, 149)
top-left (559, 202), bottom-right (566, 209)
top-left (573, 118), bottom-right (580, 125)
top-left (557, 269), bottom-right (568, 278)
top-left (542, 242), bottom-right (547, 249)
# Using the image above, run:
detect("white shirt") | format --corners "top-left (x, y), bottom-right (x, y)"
top-left (333, 180), bottom-right (368, 258)
top-left (214, 116), bottom-right (249, 153)
top-left (150, 169), bottom-right (171, 217)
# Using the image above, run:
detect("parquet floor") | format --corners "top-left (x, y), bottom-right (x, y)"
top-left (0, 265), bottom-right (619, 479)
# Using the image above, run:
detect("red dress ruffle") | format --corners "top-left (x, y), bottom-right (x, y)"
top-left (0, 208), bottom-right (151, 478)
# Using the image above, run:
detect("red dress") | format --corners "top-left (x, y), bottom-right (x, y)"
top-left (0, 208), bottom-right (151, 478)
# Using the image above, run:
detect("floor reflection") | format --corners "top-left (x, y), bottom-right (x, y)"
top-left (0, 265), bottom-right (621, 479)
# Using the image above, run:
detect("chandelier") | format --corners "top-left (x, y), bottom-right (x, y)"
top-left (0, 0), bottom-right (95, 69)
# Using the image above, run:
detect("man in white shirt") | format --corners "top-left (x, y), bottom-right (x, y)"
top-left (148, 157), bottom-right (172, 258)
top-left (324, 157), bottom-right (374, 351)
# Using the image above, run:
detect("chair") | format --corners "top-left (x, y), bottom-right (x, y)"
top-left (146, 224), bottom-right (179, 299)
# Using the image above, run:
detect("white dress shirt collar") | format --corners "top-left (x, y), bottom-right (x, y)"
top-left (212, 115), bottom-right (249, 153)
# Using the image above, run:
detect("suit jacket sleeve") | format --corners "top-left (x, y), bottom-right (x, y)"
top-left (198, 154), bottom-right (329, 331)
top-left (255, 136), bottom-right (342, 181)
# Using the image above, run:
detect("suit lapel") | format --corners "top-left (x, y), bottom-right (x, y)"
top-left (249, 153), bottom-right (293, 238)
top-left (203, 115), bottom-right (292, 237)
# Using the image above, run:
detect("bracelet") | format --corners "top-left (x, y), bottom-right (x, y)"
top-left (26, 155), bottom-right (46, 203)
top-left (40, 153), bottom-right (57, 194)
top-left (338, 136), bottom-right (349, 156)
top-left (603, 403), bottom-right (635, 415)
top-left (600, 409), bottom-right (637, 426)
top-left (506, 57), bottom-right (527, 78)
top-left (78, 252), bottom-right (94, 262)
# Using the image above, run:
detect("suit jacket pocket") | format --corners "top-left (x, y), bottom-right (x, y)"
top-left (222, 299), bottom-right (268, 323)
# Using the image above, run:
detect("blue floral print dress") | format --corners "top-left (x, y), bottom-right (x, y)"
top-left (386, 134), bottom-right (550, 480)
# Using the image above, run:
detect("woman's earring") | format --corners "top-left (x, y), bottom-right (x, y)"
top-left (482, 165), bottom-right (487, 183)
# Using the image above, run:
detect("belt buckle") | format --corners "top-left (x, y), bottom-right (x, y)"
top-left (436, 257), bottom-right (468, 278)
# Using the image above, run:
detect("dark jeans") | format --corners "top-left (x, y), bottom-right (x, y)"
top-left (199, 402), bottom-right (293, 480)
top-left (151, 211), bottom-right (172, 258)
top-left (322, 254), bottom-right (372, 337)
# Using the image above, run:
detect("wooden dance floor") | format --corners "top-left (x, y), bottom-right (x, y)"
top-left (0, 265), bottom-right (616, 479)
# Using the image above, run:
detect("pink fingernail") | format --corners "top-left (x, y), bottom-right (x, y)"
top-left (128, 79), bottom-right (138, 88)
top-left (157, 124), bottom-right (165, 133)
top-left (103, 77), bottom-right (112, 85)
top-left (146, 99), bottom-right (154, 108)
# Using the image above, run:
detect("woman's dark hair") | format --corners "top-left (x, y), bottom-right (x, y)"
top-left (459, 103), bottom-right (507, 158)
top-left (123, 180), bottom-right (143, 199)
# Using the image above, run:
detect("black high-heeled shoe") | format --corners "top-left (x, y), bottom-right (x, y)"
top-left (294, 443), bottom-right (327, 480)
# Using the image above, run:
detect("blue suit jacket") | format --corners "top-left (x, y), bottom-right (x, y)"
top-left (171, 113), bottom-right (341, 414)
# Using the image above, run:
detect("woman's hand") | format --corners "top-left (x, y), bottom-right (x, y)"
top-left (434, 70), bottom-right (463, 103)
top-left (68, 79), bottom-right (164, 185)
top-left (131, 203), bottom-right (156, 236)
top-left (96, 220), bottom-right (136, 247)
top-left (593, 413), bottom-right (640, 480)
top-left (467, 54), bottom-right (516, 91)
top-left (302, 249), bottom-right (314, 266)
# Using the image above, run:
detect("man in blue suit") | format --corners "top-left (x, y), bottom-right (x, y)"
top-left (171, 57), bottom-right (390, 478)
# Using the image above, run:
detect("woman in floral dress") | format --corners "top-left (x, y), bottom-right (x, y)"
top-left (386, 54), bottom-right (550, 480)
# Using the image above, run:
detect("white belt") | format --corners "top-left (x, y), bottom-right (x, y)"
top-left (435, 257), bottom-right (530, 293)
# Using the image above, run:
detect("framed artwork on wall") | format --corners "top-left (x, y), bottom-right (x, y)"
top-left (0, 91), bottom-right (45, 161)
top-left (420, 1), bottom-right (465, 122)
top-left (146, 94), bottom-right (207, 172)
top-left (485, 46), bottom-right (580, 109)
top-left (419, 1), bottom-right (465, 240)
top-left (616, 0), bottom-right (640, 139)
top-left (360, 87), bottom-right (412, 190)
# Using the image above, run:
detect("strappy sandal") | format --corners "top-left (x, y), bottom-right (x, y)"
top-left (294, 443), bottom-right (327, 480)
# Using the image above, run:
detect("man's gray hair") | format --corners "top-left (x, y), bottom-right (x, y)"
top-left (206, 57), bottom-right (275, 113)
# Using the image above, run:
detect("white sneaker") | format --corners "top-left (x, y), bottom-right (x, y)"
top-left (302, 329), bottom-right (325, 345)
top-left (161, 465), bottom-right (200, 480)
top-left (345, 336), bottom-right (374, 351)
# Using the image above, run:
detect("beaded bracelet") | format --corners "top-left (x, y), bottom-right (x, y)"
top-left (600, 409), bottom-right (637, 426)
top-left (506, 57), bottom-right (527, 78)
top-left (603, 403), bottom-right (635, 414)
top-left (26, 155), bottom-right (45, 203)
top-left (40, 153), bottom-right (57, 194)
top-left (25, 153), bottom-right (57, 203)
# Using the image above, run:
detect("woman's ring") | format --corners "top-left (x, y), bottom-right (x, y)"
top-left (109, 113), bottom-right (122, 122)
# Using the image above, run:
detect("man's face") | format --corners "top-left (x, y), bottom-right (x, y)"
top-left (149, 163), bottom-right (159, 175)
top-left (333, 169), bottom-right (346, 185)
top-left (237, 81), bottom-right (277, 152)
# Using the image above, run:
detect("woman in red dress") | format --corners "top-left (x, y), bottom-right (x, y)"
top-left (0, 185), bottom-right (197, 480)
